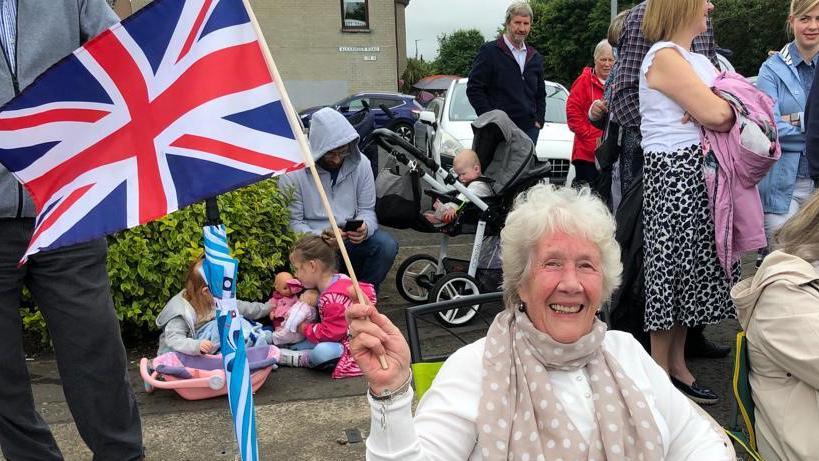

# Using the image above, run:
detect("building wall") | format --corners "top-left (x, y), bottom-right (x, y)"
top-left (395, 0), bottom-right (408, 80)
top-left (130, 0), bottom-right (408, 111)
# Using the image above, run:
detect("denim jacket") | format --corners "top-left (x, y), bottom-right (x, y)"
top-left (756, 43), bottom-right (811, 214)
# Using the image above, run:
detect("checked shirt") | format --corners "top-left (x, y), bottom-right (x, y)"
top-left (609, 1), bottom-right (718, 128)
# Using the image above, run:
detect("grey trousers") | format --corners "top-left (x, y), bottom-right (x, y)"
top-left (0, 219), bottom-right (143, 461)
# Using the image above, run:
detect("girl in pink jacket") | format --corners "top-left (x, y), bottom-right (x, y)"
top-left (277, 235), bottom-right (375, 377)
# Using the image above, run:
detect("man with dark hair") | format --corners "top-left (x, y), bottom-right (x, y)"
top-left (0, 1), bottom-right (143, 459)
top-left (467, 1), bottom-right (545, 143)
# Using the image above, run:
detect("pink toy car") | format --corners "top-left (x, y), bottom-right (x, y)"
top-left (139, 345), bottom-right (280, 400)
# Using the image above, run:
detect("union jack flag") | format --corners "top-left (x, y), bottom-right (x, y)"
top-left (0, 0), bottom-right (305, 262)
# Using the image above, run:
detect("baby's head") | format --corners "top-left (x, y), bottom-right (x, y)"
top-left (274, 272), bottom-right (295, 297)
top-left (452, 149), bottom-right (481, 184)
top-left (299, 289), bottom-right (319, 306)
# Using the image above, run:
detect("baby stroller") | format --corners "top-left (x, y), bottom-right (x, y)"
top-left (138, 345), bottom-right (280, 400)
top-left (374, 110), bottom-right (552, 327)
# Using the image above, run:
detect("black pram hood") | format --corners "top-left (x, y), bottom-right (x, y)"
top-left (471, 110), bottom-right (551, 195)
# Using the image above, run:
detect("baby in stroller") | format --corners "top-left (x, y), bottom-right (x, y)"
top-left (424, 149), bottom-right (493, 226)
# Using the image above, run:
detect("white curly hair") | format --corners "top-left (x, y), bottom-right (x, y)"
top-left (500, 184), bottom-right (623, 308)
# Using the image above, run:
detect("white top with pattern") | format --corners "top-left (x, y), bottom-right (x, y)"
top-left (365, 330), bottom-right (733, 460)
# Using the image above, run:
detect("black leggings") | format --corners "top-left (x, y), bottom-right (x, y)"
top-left (572, 160), bottom-right (599, 187)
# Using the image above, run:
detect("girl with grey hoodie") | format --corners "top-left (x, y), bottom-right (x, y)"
top-left (155, 256), bottom-right (273, 356)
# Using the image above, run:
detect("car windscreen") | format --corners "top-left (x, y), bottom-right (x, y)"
top-left (447, 83), bottom-right (478, 122)
top-left (544, 85), bottom-right (567, 124)
top-left (449, 82), bottom-right (569, 124)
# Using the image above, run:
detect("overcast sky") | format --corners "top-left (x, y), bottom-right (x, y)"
top-left (405, 0), bottom-right (511, 62)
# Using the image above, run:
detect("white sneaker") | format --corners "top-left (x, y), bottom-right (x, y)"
top-left (278, 349), bottom-right (307, 367)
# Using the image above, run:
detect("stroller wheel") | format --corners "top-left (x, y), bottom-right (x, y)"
top-left (430, 272), bottom-right (482, 327)
top-left (396, 254), bottom-right (440, 303)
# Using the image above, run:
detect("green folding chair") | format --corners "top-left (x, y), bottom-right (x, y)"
top-left (411, 361), bottom-right (445, 399)
top-left (726, 331), bottom-right (764, 461)
top-left (404, 291), bottom-right (503, 400)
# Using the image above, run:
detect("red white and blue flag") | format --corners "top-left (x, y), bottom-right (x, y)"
top-left (0, 0), bottom-right (304, 262)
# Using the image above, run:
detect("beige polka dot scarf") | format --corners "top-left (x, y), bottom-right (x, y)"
top-left (476, 309), bottom-right (663, 461)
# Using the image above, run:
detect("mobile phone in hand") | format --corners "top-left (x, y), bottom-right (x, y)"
top-left (343, 219), bottom-right (363, 232)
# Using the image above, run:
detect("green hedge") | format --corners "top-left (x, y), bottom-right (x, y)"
top-left (20, 178), bottom-right (296, 344)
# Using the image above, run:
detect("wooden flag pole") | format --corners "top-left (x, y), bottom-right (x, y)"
top-left (243, 0), bottom-right (388, 370)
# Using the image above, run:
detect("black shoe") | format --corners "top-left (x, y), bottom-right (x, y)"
top-left (685, 336), bottom-right (730, 359)
top-left (669, 376), bottom-right (719, 405)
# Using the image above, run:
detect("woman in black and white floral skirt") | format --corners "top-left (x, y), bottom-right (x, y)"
top-left (638, 0), bottom-right (736, 405)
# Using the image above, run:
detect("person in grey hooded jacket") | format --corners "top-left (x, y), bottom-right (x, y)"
top-left (278, 108), bottom-right (398, 291)
top-left (0, 2), bottom-right (143, 460)
top-left (155, 280), bottom-right (272, 356)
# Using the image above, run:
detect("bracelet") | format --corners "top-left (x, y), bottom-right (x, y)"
top-left (368, 371), bottom-right (413, 401)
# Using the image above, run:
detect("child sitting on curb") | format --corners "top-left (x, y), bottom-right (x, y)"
top-left (277, 234), bottom-right (375, 378)
top-left (155, 256), bottom-right (273, 356)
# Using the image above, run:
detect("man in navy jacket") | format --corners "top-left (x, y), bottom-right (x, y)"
top-left (467, 1), bottom-right (545, 143)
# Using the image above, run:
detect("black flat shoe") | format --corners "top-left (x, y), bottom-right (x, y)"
top-left (669, 376), bottom-right (719, 405)
top-left (685, 336), bottom-right (730, 359)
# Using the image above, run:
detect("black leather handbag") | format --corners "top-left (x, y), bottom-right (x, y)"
top-left (591, 118), bottom-right (622, 208)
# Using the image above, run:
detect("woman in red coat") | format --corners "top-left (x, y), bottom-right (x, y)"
top-left (566, 39), bottom-right (614, 185)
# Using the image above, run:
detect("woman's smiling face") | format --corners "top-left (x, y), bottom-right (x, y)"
top-left (516, 231), bottom-right (604, 344)
top-left (792, 4), bottom-right (819, 51)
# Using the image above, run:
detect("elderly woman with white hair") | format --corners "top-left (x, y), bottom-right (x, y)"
top-left (347, 184), bottom-right (734, 460)
top-left (567, 39), bottom-right (615, 186)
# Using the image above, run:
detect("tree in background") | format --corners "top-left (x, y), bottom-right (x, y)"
top-left (522, 0), bottom-right (784, 85)
top-left (526, 0), bottom-right (637, 87)
top-left (416, 0), bottom-right (784, 93)
top-left (712, 0), bottom-right (788, 77)
top-left (401, 57), bottom-right (435, 93)
top-left (433, 28), bottom-right (485, 77)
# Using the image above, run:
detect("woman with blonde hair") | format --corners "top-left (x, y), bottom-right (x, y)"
top-left (638, 0), bottom-right (736, 404)
top-left (757, 0), bottom-right (819, 253)
top-left (732, 189), bottom-right (819, 461)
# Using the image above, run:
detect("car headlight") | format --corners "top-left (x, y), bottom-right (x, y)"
top-left (437, 129), bottom-right (464, 159)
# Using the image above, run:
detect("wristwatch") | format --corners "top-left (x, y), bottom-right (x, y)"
top-left (783, 112), bottom-right (801, 126)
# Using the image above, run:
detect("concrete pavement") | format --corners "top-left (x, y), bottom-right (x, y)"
top-left (4, 229), bottom-right (747, 460)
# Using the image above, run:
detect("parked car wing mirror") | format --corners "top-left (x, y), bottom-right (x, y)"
top-left (419, 110), bottom-right (437, 128)
top-left (338, 105), bottom-right (350, 112)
